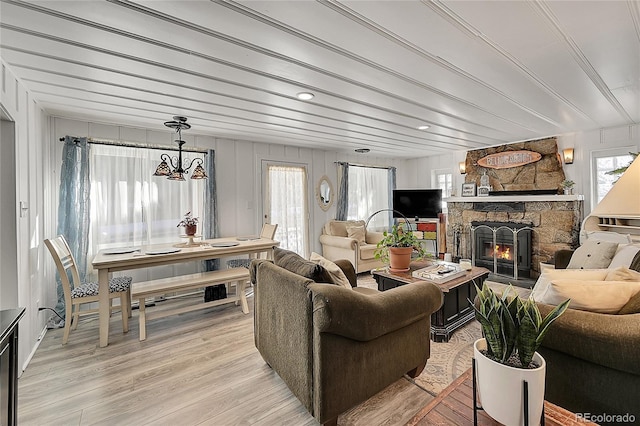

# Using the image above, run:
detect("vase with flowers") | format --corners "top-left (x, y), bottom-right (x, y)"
top-left (177, 211), bottom-right (198, 236)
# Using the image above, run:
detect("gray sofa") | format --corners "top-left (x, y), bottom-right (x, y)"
top-left (250, 250), bottom-right (443, 425)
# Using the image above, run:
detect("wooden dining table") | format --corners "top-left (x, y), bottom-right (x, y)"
top-left (92, 236), bottom-right (279, 347)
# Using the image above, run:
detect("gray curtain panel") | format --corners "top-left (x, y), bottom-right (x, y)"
top-left (55, 136), bottom-right (91, 319)
top-left (335, 162), bottom-right (349, 220)
top-left (203, 149), bottom-right (220, 271)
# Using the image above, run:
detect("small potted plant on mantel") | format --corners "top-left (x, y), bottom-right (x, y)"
top-left (177, 211), bottom-right (198, 236)
top-left (374, 223), bottom-right (428, 272)
top-left (561, 179), bottom-right (575, 195)
top-left (471, 283), bottom-right (570, 426)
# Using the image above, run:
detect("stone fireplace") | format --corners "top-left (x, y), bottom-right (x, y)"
top-left (446, 195), bottom-right (583, 278)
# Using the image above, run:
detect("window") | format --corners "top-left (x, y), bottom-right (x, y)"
top-left (88, 144), bottom-right (206, 256)
top-left (433, 169), bottom-right (453, 210)
top-left (591, 149), bottom-right (634, 208)
top-left (346, 165), bottom-right (392, 230)
top-left (264, 163), bottom-right (309, 257)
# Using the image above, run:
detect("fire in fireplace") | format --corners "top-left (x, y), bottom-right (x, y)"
top-left (472, 221), bottom-right (533, 278)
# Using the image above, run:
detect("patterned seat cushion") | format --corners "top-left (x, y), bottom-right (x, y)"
top-left (227, 258), bottom-right (251, 269)
top-left (71, 276), bottom-right (132, 298)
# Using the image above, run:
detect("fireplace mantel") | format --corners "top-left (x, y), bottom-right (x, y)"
top-left (445, 194), bottom-right (584, 203)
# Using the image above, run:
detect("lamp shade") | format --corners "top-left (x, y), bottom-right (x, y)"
top-left (167, 171), bottom-right (185, 181)
top-left (153, 160), bottom-right (171, 176)
top-left (190, 164), bottom-right (207, 179)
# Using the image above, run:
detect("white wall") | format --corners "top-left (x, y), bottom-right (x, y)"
top-left (406, 125), bottom-right (640, 216)
top-left (0, 59), bottom-right (49, 373)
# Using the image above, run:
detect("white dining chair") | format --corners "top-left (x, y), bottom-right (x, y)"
top-left (45, 235), bottom-right (132, 344)
top-left (227, 223), bottom-right (278, 269)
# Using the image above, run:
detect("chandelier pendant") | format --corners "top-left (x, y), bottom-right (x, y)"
top-left (153, 116), bottom-right (207, 180)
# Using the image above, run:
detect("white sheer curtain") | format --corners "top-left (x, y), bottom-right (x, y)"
top-left (87, 144), bottom-right (205, 267)
top-left (267, 164), bottom-right (308, 257)
top-left (346, 165), bottom-right (391, 231)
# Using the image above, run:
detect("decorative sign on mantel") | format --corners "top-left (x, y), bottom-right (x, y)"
top-left (477, 150), bottom-right (542, 169)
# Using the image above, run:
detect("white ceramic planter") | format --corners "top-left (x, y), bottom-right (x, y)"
top-left (474, 339), bottom-right (546, 426)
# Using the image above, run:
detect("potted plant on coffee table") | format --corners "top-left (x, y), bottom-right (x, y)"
top-left (374, 223), bottom-right (427, 272)
top-left (177, 211), bottom-right (198, 236)
top-left (471, 283), bottom-right (570, 426)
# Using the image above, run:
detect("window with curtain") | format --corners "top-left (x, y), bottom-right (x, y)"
top-left (265, 163), bottom-right (309, 257)
top-left (87, 144), bottom-right (206, 260)
top-left (346, 165), bottom-right (391, 230)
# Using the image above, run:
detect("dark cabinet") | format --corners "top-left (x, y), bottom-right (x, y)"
top-left (1, 308), bottom-right (25, 426)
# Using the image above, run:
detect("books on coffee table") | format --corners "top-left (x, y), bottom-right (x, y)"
top-left (412, 262), bottom-right (467, 283)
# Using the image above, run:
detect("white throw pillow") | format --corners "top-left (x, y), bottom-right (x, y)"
top-left (605, 266), bottom-right (640, 282)
top-left (309, 252), bottom-right (352, 289)
top-left (567, 240), bottom-right (619, 269)
top-left (583, 231), bottom-right (632, 244)
top-left (346, 225), bottom-right (366, 245)
top-left (539, 279), bottom-right (640, 314)
top-left (609, 244), bottom-right (640, 269)
top-left (531, 269), bottom-right (609, 302)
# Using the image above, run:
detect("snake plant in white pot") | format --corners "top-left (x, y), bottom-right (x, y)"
top-left (471, 284), bottom-right (570, 426)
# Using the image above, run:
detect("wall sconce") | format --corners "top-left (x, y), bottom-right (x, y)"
top-left (563, 148), bottom-right (574, 164)
top-left (459, 161), bottom-right (467, 174)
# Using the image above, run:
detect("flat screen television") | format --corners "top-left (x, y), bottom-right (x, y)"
top-left (392, 189), bottom-right (442, 219)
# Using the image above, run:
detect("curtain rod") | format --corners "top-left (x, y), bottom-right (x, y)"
top-left (334, 161), bottom-right (396, 170)
top-left (59, 136), bottom-right (209, 154)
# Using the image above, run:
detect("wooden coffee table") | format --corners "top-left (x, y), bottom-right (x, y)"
top-left (372, 261), bottom-right (489, 342)
top-left (406, 369), bottom-right (596, 425)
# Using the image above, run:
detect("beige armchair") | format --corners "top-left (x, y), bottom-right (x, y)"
top-left (319, 220), bottom-right (385, 273)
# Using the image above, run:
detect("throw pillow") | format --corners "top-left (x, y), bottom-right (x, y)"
top-left (346, 225), bottom-right (366, 245)
top-left (273, 248), bottom-right (335, 284)
top-left (566, 240), bottom-right (619, 269)
top-left (605, 266), bottom-right (640, 282)
top-left (531, 269), bottom-right (609, 302)
top-left (608, 244), bottom-right (640, 269)
top-left (539, 279), bottom-right (640, 314)
top-left (583, 231), bottom-right (632, 244)
top-left (309, 252), bottom-right (352, 289)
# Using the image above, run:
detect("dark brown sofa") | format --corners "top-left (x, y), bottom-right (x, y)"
top-left (535, 248), bottom-right (640, 423)
top-left (250, 254), bottom-right (443, 425)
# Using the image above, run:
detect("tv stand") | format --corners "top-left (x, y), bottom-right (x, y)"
top-left (400, 218), bottom-right (440, 257)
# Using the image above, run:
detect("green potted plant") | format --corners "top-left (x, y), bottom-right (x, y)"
top-left (471, 283), bottom-right (570, 426)
top-left (177, 211), bottom-right (198, 236)
top-left (374, 223), bottom-right (428, 272)
top-left (560, 179), bottom-right (575, 195)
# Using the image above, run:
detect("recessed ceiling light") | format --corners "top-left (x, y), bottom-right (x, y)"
top-left (417, 125), bottom-right (430, 130)
top-left (296, 92), bottom-right (315, 100)
top-left (355, 148), bottom-right (370, 153)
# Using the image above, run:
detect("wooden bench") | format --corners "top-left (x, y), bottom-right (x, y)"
top-left (131, 268), bottom-right (250, 341)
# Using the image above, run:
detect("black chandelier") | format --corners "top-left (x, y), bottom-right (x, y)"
top-left (153, 116), bottom-right (207, 181)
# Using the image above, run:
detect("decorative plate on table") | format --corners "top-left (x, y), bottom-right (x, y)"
top-left (103, 247), bottom-right (139, 255)
top-left (209, 242), bottom-right (240, 248)
top-left (144, 248), bottom-right (182, 255)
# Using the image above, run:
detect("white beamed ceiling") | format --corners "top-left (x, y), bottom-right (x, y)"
top-left (1, 0), bottom-right (638, 157)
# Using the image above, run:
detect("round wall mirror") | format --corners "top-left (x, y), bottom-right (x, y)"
top-left (316, 175), bottom-right (334, 211)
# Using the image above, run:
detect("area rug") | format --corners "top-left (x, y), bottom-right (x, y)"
top-left (356, 274), bottom-right (531, 396)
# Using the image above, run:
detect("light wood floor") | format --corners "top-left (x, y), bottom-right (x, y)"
top-left (18, 287), bottom-right (434, 425)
